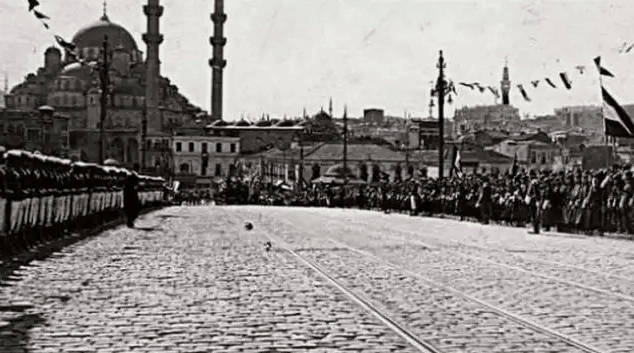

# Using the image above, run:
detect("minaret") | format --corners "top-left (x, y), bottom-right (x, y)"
top-left (143, 0), bottom-right (164, 132)
top-left (500, 56), bottom-right (510, 105)
top-left (329, 97), bottom-right (333, 118)
top-left (209, 0), bottom-right (227, 120)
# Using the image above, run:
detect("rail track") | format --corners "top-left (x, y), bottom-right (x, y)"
top-left (258, 213), bottom-right (607, 353)
top-left (336, 215), bottom-right (634, 298)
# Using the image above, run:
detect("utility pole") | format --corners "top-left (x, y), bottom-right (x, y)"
top-left (436, 50), bottom-right (446, 179)
top-left (98, 34), bottom-right (110, 165)
top-left (342, 104), bottom-right (348, 180)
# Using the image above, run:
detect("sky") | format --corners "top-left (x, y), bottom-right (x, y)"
top-left (1, 0), bottom-right (634, 120)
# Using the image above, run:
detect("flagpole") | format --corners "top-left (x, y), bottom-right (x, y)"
top-left (598, 59), bottom-right (609, 169)
top-left (343, 104), bottom-right (348, 182)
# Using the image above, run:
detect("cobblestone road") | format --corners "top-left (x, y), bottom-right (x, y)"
top-left (2, 205), bottom-right (633, 352)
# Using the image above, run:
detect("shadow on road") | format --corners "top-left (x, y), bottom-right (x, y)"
top-left (155, 214), bottom-right (186, 221)
top-left (0, 304), bottom-right (46, 353)
top-left (0, 207), bottom-right (165, 288)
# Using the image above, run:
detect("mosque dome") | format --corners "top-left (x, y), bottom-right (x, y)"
top-left (71, 14), bottom-right (138, 52)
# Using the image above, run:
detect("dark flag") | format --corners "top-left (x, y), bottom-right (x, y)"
top-left (545, 78), bottom-right (557, 88)
top-left (559, 72), bottom-right (572, 89)
top-left (594, 56), bottom-right (615, 78)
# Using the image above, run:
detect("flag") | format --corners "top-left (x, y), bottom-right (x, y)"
top-left (459, 82), bottom-right (474, 89)
top-left (517, 84), bottom-right (531, 102)
top-left (531, 80), bottom-right (540, 88)
top-left (474, 83), bottom-right (486, 93)
top-left (594, 56), bottom-right (615, 78)
top-left (54, 35), bottom-right (76, 52)
top-left (451, 145), bottom-right (462, 177)
top-left (487, 86), bottom-right (500, 98)
top-left (28, 0), bottom-right (39, 11)
top-left (575, 65), bottom-right (586, 75)
top-left (602, 87), bottom-right (634, 137)
top-left (33, 10), bottom-right (49, 20)
top-left (559, 72), bottom-right (572, 89)
top-left (511, 153), bottom-right (518, 176)
top-left (545, 78), bottom-right (557, 88)
top-left (627, 43), bottom-right (634, 54)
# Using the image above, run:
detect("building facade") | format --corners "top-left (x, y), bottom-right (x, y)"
top-left (490, 139), bottom-right (559, 170)
top-left (0, 106), bottom-right (70, 155)
top-left (172, 135), bottom-right (240, 181)
top-left (2, 8), bottom-right (203, 166)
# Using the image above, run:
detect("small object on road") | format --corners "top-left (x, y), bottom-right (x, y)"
top-left (81, 279), bottom-right (90, 286)
top-left (244, 221), bottom-right (254, 230)
top-left (264, 241), bottom-right (272, 252)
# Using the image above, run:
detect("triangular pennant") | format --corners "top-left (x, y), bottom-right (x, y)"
top-left (627, 43), bottom-right (634, 54)
top-left (28, 0), bottom-right (40, 12)
top-left (54, 35), bottom-right (76, 52)
top-left (559, 72), bottom-right (572, 89)
top-left (545, 78), bottom-right (557, 88)
top-left (517, 84), bottom-right (531, 102)
top-left (594, 56), bottom-right (615, 78)
top-left (33, 10), bottom-right (49, 20)
top-left (458, 82), bottom-right (474, 89)
top-left (487, 86), bottom-right (500, 98)
top-left (531, 80), bottom-right (539, 88)
top-left (475, 83), bottom-right (486, 93)
top-left (575, 65), bottom-right (586, 75)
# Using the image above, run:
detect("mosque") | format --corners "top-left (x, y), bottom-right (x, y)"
top-left (1, 3), bottom-right (204, 167)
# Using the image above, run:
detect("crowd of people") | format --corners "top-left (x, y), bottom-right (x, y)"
top-left (209, 166), bottom-right (634, 238)
top-left (0, 149), bottom-right (168, 256)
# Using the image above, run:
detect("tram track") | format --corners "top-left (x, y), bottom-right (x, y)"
top-left (336, 215), bottom-right (634, 299)
top-left (258, 212), bottom-right (607, 353)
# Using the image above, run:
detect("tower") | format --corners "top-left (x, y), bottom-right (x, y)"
top-left (143, 0), bottom-right (164, 132)
top-left (500, 57), bottom-right (510, 105)
top-left (329, 97), bottom-right (333, 118)
top-left (209, 0), bottom-right (227, 120)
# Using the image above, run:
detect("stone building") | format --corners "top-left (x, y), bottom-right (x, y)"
top-left (2, 7), bottom-right (203, 167)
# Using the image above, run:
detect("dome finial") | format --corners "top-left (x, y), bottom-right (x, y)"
top-left (101, 0), bottom-right (109, 21)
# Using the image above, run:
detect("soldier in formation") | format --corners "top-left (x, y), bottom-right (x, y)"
top-left (0, 149), bottom-right (167, 256)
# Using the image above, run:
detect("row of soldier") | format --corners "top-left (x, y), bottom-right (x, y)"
top-left (0, 149), bottom-right (167, 255)
top-left (220, 166), bottom-right (634, 237)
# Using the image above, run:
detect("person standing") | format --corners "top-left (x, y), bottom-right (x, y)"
top-left (123, 163), bottom-right (141, 228)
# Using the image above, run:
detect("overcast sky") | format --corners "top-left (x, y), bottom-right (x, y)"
top-left (2, 0), bottom-right (634, 120)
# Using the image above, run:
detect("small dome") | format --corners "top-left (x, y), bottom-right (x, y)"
top-left (233, 120), bottom-right (251, 127)
top-left (59, 62), bottom-right (93, 80)
top-left (72, 14), bottom-right (138, 53)
top-left (45, 46), bottom-right (61, 56)
top-left (324, 163), bottom-right (357, 179)
top-left (210, 120), bottom-right (230, 127)
top-left (275, 120), bottom-right (296, 127)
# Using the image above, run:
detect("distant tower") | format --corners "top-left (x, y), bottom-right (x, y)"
top-left (143, 0), bottom-right (164, 132)
top-left (500, 57), bottom-right (510, 105)
top-left (209, 0), bottom-right (227, 120)
top-left (329, 97), bottom-right (333, 118)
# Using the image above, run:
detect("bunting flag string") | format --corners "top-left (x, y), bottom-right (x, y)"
top-left (452, 34), bottom-right (634, 104)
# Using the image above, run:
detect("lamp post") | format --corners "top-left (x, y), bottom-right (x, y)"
top-left (431, 50), bottom-right (453, 179)
top-left (97, 34), bottom-right (111, 165)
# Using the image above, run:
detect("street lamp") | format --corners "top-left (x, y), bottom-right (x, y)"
top-left (94, 34), bottom-right (113, 165)
top-left (430, 50), bottom-right (454, 179)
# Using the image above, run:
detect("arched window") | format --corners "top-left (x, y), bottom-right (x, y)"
top-left (71, 95), bottom-right (77, 106)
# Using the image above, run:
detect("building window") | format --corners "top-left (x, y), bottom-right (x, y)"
top-left (541, 154), bottom-right (547, 164)
top-left (71, 95), bottom-right (77, 106)
top-left (201, 142), bottom-right (208, 153)
top-left (179, 163), bottom-right (189, 174)
top-left (216, 143), bottom-right (222, 153)
top-left (215, 163), bottom-right (222, 176)
top-left (201, 163), bottom-right (207, 176)
top-left (530, 151), bottom-right (536, 164)
top-left (230, 143), bottom-right (236, 153)
top-left (27, 129), bottom-right (40, 141)
top-left (175, 142), bottom-right (182, 152)
top-left (188, 142), bottom-right (195, 152)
